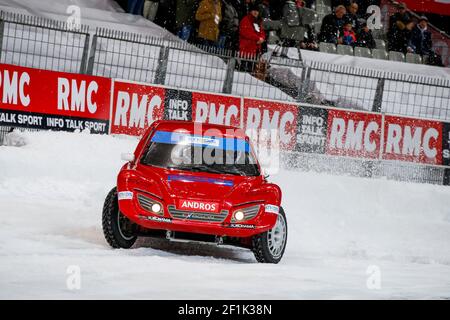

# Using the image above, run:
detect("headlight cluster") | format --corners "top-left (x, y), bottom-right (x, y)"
top-left (137, 193), bottom-right (164, 216)
top-left (232, 204), bottom-right (261, 222)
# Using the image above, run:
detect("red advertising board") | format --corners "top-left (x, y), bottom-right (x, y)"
top-left (192, 92), bottom-right (241, 128)
top-left (0, 63), bottom-right (111, 133)
top-left (326, 109), bottom-right (382, 159)
top-left (243, 98), bottom-right (299, 151)
top-left (382, 115), bottom-right (443, 165)
top-left (110, 80), bottom-right (165, 135)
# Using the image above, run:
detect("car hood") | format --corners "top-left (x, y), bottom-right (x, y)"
top-left (137, 165), bottom-right (262, 205)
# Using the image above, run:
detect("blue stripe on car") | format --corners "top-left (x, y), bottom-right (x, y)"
top-left (168, 175), bottom-right (234, 187)
top-left (151, 130), bottom-right (250, 152)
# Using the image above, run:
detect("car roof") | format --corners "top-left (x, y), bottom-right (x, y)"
top-left (152, 120), bottom-right (248, 139)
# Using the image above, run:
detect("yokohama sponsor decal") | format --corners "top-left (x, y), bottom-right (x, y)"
top-left (382, 116), bottom-right (443, 165)
top-left (177, 199), bottom-right (220, 213)
top-left (243, 98), bottom-right (298, 151)
top-left (111, 80), bottom-right (164, 135)
top-left (0, 63), bottom-right (110, 133)
top-left (326, 109), bottom-right (382, 159)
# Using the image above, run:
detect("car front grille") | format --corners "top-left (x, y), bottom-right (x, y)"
top-left (167, 205), bottom-right (228, 223)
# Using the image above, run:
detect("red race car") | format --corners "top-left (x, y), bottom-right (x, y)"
top-left (102, 120), bottom-right (287, 263)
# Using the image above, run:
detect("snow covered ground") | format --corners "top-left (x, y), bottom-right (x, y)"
top-left (0, 130), bottom-right (449, 299)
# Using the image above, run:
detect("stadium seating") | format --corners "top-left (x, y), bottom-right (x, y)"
top-left (389, 51), bottom-right (405, 62)
top-left (406, 53), bottom-right (423, 64)
top-left (319, 42), bottom-right (337, 54)
top-left (354, 47), bottom-right (372, 58)
top-left (372, 48), bottom-right (389, 60)
top-left (374, 39), bottom-right (386, 50)
top-left (337, 44), bottom-right (354, 55)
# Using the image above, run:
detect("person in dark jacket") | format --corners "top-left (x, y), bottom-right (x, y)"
top-left (407, 16), bottom-right (433, 56)
top-left (175, 0), bottom-right (198, 41)
top-left (356, 22), bottom-right (375, 49)
top-left (318, 5), bottom-right (346, 44)
top-left (220, 0), bottom-right (240, 51)
top-left (345, 2), bottom-right (360, 32)
top-left (387, 2), bottom-right (411, 52)
top-left (258, 0), bottom-right (271, 20)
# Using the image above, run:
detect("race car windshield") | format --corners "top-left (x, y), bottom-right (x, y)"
top-left (141, 130), bottom-right (260, 177)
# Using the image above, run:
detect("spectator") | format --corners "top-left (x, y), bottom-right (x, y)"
top-left (195, 0), bottom-right (222, 46)
top-left (239, 4), bottom-right (266, 58)
top-left (220, 0), bottom-right (240, 51)
top-left (143, 0), bottom-right (160, 21)
top-left (299, 24), bottom-right (319, 51)
top-left (354, 0), bottom-right (380, 18)
top-left (318, 5), bottom-right (347, 44)
top-left (408, 16), bottom-right (432, 56)
top-left (387, 2), bottom-right (411, 52)
top-left (237, 0), bottom-right (255, 20)
top-left (258, 0), bottom-right (271, 20)
top-left (356, 22), bottom-right (375, 49)
top-left (127, 0), bottom-right (145, 14)
top-left (339, 22), bottom-right (356, 46)
top-left (175, 0), bottom-right (198, 41)
top-left (155, 0), bottom-right (176, 32)
top-left (345, 2), bottom-right (360, 32)
top-left (303, 0), bottom-right (315, 9)
top-left (393, 19), bottom-right (415, 53)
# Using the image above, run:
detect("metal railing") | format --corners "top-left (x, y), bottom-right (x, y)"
top-left (0, 11), bottom-right (90, 74)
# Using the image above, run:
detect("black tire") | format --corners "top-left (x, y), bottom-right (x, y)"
top-left (102, 187), bottom-right (137, 249)
top-left (252, 207), bottom-right (288, 264)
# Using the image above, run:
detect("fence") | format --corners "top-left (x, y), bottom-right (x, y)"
top-left (0, 11), bottom-right (90, 74)
top-left (1, 10), bottom-right (450, 185)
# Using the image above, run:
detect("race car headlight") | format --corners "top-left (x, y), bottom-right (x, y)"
top-left (151, 203), bottom-right (162, 213)
top-left (137, 193), bottom-right (164, 216)
top-left (232, 204), bottom-right (261, 222)
top-left (234, 210), bottom-right (245, 221)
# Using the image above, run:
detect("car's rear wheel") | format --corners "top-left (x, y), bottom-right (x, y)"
top-left (102, 187), bottom-right (137, 249)
top-left (252, 207), bottom-right (287, 263)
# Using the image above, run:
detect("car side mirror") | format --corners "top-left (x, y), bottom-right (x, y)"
top-left (262, 169), bottom-right (270, 180)
top-left (121, 153), bottom-right (135, 162)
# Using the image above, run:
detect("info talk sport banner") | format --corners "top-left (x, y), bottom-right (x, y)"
top-left (1, 63), bottom-right (450, 168)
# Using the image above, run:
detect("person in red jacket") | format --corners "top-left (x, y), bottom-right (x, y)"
top-left (239, 4), bottom-right (266, 59)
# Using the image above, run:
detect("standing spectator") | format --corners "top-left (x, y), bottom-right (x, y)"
top-left (220, 0), bottom-right (240, 51)
top-left (339, 22), bottom-right (356, 46)
top-left (239, 4), bottom-right (266, 58)
top-left (387, 3), bottom-right (411, 52)
top-left (258, 0), bottom-right (271, 20)
top-left (195, 0), bottom-right (222, 46)
top-left (143, 0), bottom-right (160, 21)
top-left (345, 2), bottom-right (360, 32)
top-left (175, 0), bottom-right (198, 41)
top-left (128, 0), bottom-right (145, 14)
top-left (408, 16), bottom-right (432, 56)
top-left (394, 20), bottom-right (415, 53)
top-left (331, 0), bottom-right (351, 8)
top-left (155, 0), bottom-right (176, 32)
top-left (237, 0), bottom-right (255, 20)
top-left (318, 5), bottom-right (347, 44)
top-left (354, 0), bottom-right (380, 18)
top-left (356, 21), bottom-right (375, 49)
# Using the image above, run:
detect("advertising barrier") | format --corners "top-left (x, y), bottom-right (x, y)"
top-left (1, 63), bottom-right (450, 174)
top-left (0, 64), bottom-right (111, 134)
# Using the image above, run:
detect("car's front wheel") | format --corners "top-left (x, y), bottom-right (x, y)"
top-left (252, 207), bottom-right (287, 263)
top-left (102, 187), bottom-right (137, 249)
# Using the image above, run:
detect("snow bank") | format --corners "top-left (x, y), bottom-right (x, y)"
top-left (0, 130), bottom-right (449, 299)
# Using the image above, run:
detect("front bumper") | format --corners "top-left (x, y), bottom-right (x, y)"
top-left (118, 191), bottom-right (278, 238)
